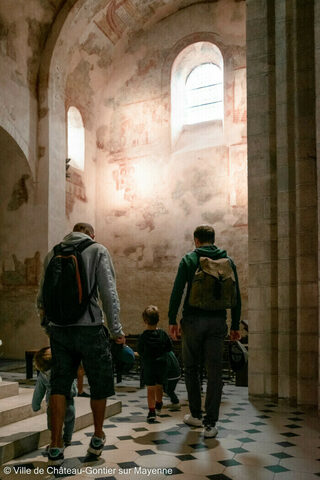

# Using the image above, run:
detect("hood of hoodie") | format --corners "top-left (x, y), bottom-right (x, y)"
top-left (61, 232), bottom-right (92, 246)
top-left (194, 245), bottom-right (227, 259)
top-left (141, 329), bottom-right (169, 359)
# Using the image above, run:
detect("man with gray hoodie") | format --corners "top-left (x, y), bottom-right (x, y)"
top-left (168, 225), bottom-right (241, 438)
top-left (37, 222), bottom-right (125, 465)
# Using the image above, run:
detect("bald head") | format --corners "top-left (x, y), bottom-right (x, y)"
top-left (73, 222), bottom-right (95, 239)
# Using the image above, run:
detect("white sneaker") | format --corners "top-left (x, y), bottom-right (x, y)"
top-left (165, 402), bottom-right (181, 410)
top-left (183, 414), bottom-right (202, 427)
top-left (204, 425), bottom-right (218, 438)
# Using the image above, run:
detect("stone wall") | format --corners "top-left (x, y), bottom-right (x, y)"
top-left (93, 1), bottom-right (248, 333)
top-left (0, 128), bottom-right (48, 357)
top-left (0, 0), bottom-right (248, 358)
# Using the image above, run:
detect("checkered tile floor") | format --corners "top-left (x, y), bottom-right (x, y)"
top-left (2, 376), bottom-right (320, 479)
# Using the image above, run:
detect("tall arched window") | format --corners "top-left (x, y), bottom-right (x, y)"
top-left (67, 106), bottom-right (85, 171)
top-left (171, 41), bottom-right (224, 149)
top-left (185, 63), bottom-right (223, 125)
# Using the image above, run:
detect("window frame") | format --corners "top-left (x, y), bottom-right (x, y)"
top-left (170, 41), bottom-right (224, 149)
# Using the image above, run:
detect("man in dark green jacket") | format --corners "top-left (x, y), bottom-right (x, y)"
top-left (168, 225), bottom-right (241, 438)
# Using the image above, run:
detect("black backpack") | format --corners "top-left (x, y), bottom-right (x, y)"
top-left (42, 238), bottom-right (96, 325)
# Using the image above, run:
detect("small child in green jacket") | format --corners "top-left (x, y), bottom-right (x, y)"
top-left (163, 350), bottom-right (181, 410)
top-left (32, 347), bottom-right (77, 448)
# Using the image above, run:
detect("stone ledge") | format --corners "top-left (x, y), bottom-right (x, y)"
top-left (0, 397), bottom-right (121, 465)
top-left (0, 382), bottom-right (19, 400)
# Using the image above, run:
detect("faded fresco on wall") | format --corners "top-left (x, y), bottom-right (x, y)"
top-left (229, 143), bottom-right (247, 208)
top-left (95, 0), bottom-right (138, 44)
top-left (233, 67), bottom-right (247, 123)
top-left (0, 0), bottom-right (248, 356)
top-left (92, 1), bottom-right (248, 333)
top-left (110, 100), bottom-right (165, 153)
top-left (112, 163), bottom-right (136, 202)
top-left (66, 167), bottom-right (88, 217)
top-left (7, 174), bottom-right (30, 210)
top-left (1, 252), bottom-right (41, 287)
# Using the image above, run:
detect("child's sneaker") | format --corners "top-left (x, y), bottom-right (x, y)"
top-left (87, 434), bottom-right (106, 457)
top-left (155, 401), bottom-right (163, 412)
top-left (167, 402), bottom-right (181, 410)
top-left (48, 447), bottom-right (64, 466)
top-left (147, 409), bottom-right (156, 423)
top-left (78, 391), bottom-right (90, 398)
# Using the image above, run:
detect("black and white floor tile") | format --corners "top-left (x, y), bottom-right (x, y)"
top-left (2, 375), bottom-right (320, 479)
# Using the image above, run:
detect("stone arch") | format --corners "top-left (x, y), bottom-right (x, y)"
top-left (37, 0), bottom-right (105, 247)
top-left (0, 115), bottom-right (30, 172)
top-left (161, 32), bottom-right (226, 95)
top-left (160, 32), bottom-right (243, 153)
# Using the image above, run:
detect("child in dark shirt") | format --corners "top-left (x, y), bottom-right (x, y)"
top-left (137, 305), bottom-right (172, 423)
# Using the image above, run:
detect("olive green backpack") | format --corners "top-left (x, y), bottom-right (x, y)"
top-left (188, 256), bottom-right (237, 311)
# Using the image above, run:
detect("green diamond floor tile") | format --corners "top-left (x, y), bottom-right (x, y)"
top-left (270, 452), bottom-right (293, 459)
top-left (237, 437), bottom-right (256, 443)
top-left (228, 447), bottom-right (249, 454)
top-left (218, 459), bottom-right (241, 467)
top-left (265, 465), bottom-right (290, 473)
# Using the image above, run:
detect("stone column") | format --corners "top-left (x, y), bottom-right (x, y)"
top-left (247, 0), bottom-right (318, 405)
top-left (315, 0), bottom-right (320, 410)
top-left (247, 0), bottom-right (279, 397)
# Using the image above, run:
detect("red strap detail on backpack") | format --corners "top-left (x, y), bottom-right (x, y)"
top-left (56, 254), bottom-right (82, 303)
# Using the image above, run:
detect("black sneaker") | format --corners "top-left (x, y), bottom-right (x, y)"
top-left (48, 447), bottom-right (64, 466)
top-left (155, 401), bottom-right (163, 412)
top-left (147, 410), bottom-right (156, 423)
top-left (87, 434), bottom-right (106, 457)
top-left (78, 391), bottom-right (90, 398)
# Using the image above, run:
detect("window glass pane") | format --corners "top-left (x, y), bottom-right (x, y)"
top-left (186, 102), bottom-right (223, 125)
top-left (187, 63), bottom-right (221, 89)
top-left (67, 107), bottom-right (85, 171)
top-left (187, 84), bottom-right (223, 108)
top-left (185, 63), bottom-right (223, 124)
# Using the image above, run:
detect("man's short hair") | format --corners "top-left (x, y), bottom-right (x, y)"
top-left (194, 225), bottom-right (215, 244)
top-left (34, 347), bottom-right (52, 372)
top-left (73, 222), bottom-right (95, 237)
top-left (142, 305), bottom-right (159, 326)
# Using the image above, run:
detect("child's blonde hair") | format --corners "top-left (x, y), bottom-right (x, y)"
top-left (142, 305), bottom-right (159, 326)
top-left (34, 346), bottom-right (52, 372)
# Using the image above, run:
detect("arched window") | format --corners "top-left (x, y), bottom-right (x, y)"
top-left (67, 106), bottom-right (85, 171)
top-left (171, 41), bottom-right (224, 149)
top-left (185, 63), bottom-right (223, 125)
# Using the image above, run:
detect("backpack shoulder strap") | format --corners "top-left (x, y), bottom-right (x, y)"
top-left (76, 238), bottom-right (96, 253)
top-left (53, 243), bottom-right (63, 256)
top-left (76, 238), bottom-right (96, 323)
